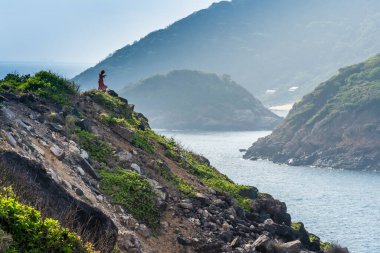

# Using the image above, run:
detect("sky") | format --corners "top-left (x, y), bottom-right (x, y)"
top-left (0, 0), bottom-right (221, 64)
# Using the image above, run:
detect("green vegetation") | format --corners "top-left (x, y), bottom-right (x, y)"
top-left (75, 128), bottom-right (112, 163)
top-left (131, 131), bottom-right (155, 154)
top-left (100, 169), bottom-right (161, 228)
top-left (291, 222), bottom-right (302, 231)
top-left (159, 165), bottom-right (195, 196)
top-left (86, 90), bottom-right (133, 120)
top-left (286, 54), bottom-right (380, 128)
top-left (0, 71), bottom-right (78, 105)
top-left (179, 151), bottom-right (254, 210)
top-left (0, 187), bottom-right (95, 253)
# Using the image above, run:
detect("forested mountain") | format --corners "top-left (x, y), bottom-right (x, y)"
top-left (121, 70), bottom-right (281, 130)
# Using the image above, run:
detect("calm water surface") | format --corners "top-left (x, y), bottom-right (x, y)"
top-left (158, 130), bottom-right (380, 253)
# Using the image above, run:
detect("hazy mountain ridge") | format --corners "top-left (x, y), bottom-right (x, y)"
top-left (121, 70), bottom-right (282, 131)
top-left (74, 0), bottom-right (380, 105)
top-left (244, 54), bottom-right (380, 171)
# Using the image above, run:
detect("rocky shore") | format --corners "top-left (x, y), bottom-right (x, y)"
top-left (245, 55), bottom-right (380, 172)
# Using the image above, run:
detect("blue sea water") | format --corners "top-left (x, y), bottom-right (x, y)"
top-left (159, 130), bottom-right (380, 253)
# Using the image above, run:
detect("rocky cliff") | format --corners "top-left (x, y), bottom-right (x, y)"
top-left (0, 72), bottom-right (345, 252)
top-left (121, 70), bottom-right (282, 131)
top-left (244, 54), bottom-right (380, 171)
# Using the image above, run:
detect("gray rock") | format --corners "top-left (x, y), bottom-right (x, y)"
top-left (194, 192), bottom-right (210, 205)
top-left (49, 122), bottom-right (64, 133)
top-left (80, 149), bottom-right (89, 159)
top-left (111, 125), bottom-right (134, 142)
top-left (138, 224), bottom-right (151, 238)
top-left (131, 163), bottom-right (141, 174)
top-left (76, 166), bottom-right (85, 176)
top-left (231, 237), bottom-right (241, 248)
top-left (79, 158), bottom-right (99, 179)
top-left (179, 201), bottom-right (193, 210)
top-left (96, 195), bottom-right (104, 202)
top-left (276, 240), bottom-right (302, 253)
top-left (50, 145), bottom-right (65, 160)
top-left (117, 151), bottom-right (133, 162)
top-left (177, 236), bottom-right (190, 246)
top-left (3, 131), bottom-right (17, 147)
top-left (76, 118), bottom-right (91, 131)
top-left (252, 234), bottom-right (273, 252)
top-left (75, 188), bottom-right (84, 196)
top-left (238, 186), bottom-right (258, 199)
top-left (220, 230), bottom-right (234, 243)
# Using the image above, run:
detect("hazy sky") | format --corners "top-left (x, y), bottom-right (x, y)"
top-left (0, 0), bottom-right (221, 64)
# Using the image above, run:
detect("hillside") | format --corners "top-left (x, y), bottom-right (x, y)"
top-left (121, 70), bottom-right (282, 131)
top-left (0, 71), bottom-right (345, 252)
top-left (244, 54), bottom-right (380, 171)
top-left (73, 0), bottom-right (380, 105)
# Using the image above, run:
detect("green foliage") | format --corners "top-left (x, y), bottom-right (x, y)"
top-left (0, 71), bottom-right (78, 105)
top-left (132, 131), bottom-right (155, 154)
top-left (159, 165), bottom-right (195, 196)
top-left (291, 222), bottom-right (302, 231)
top-left (75, 129), bottom-right (112, 163)
top-left (180, 151), bottom-right (254, 210)
top-left (86, 90), bottom-right (132, 119)
top-left (100, 169), bottom-right (161, 228)
top-left (0, 187), bottom-right (96, 253)
top-left (287, 54), bottom-right (380, 127)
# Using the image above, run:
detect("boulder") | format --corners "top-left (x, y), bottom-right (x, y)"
top-left (76, 118), bottom-right (91, 131)
top-left (78, 158), bottom-right (99, 179)
top-left (137, 224), bottom-right (151, 238)
top-left (76, 166), bottom-right (85, 176)
top-left (50, 145), bottom-right (65, 160)
top-left (238, 186), bottom-right (258, 199)
top-left (179, 200), bottom-right (193, 210)
top-left (252, 234), bottom-right (273, 252)
top-left (276, 240), bottom-right (302, 253)
top-left (177, 236), bottom-right (190, 246)
top-left (111, 125), bottom-right (134, 142)
top-left (3, 131), bottom-right (17, 147)
top-left (117, 151), bottom-right (133, 162)
top-left (131, 163), bottom-right (141, 174)
top-left (48, 122), bottom-right (64, 134)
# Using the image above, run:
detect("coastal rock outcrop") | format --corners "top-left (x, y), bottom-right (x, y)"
top-left (244, 54), bottom-right (380, 171)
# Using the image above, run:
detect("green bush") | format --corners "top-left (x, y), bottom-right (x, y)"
top-left (132, 131), bottom-right (155, 154)
top-left (180, 151), bottom-right (254, 210)
top-left (76, 129), bottom-right (112, 163)
top-left (1, 71), bottom-right (78, 105)
top-left (0, 187), bottom-right (95, 253)
top-left (100, 169), bottom-right (161, 228)
top-left (159, 165), bottom-right (195, 196)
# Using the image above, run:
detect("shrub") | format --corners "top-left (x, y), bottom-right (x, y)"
top-left (132, 131), bottom-right (155, 154)
top-left (180, 151), bottom-right (254, 210)
top-left (100, 169), bottom-right (161, 228)
top-left (76, 129), bottom-right (112, 163)
top-left (0, 187), bottom-right (96, 253)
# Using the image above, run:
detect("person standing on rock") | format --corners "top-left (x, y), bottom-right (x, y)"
top-left (98, 70), bottom-right (108, 92)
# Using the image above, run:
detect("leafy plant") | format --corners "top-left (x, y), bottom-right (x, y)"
top-left (100, 169), bottom-right (161, 228)
top-left (0, 187), bottom-right (96, 253)
top-left (76, 128), bottom-right (112, 163)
